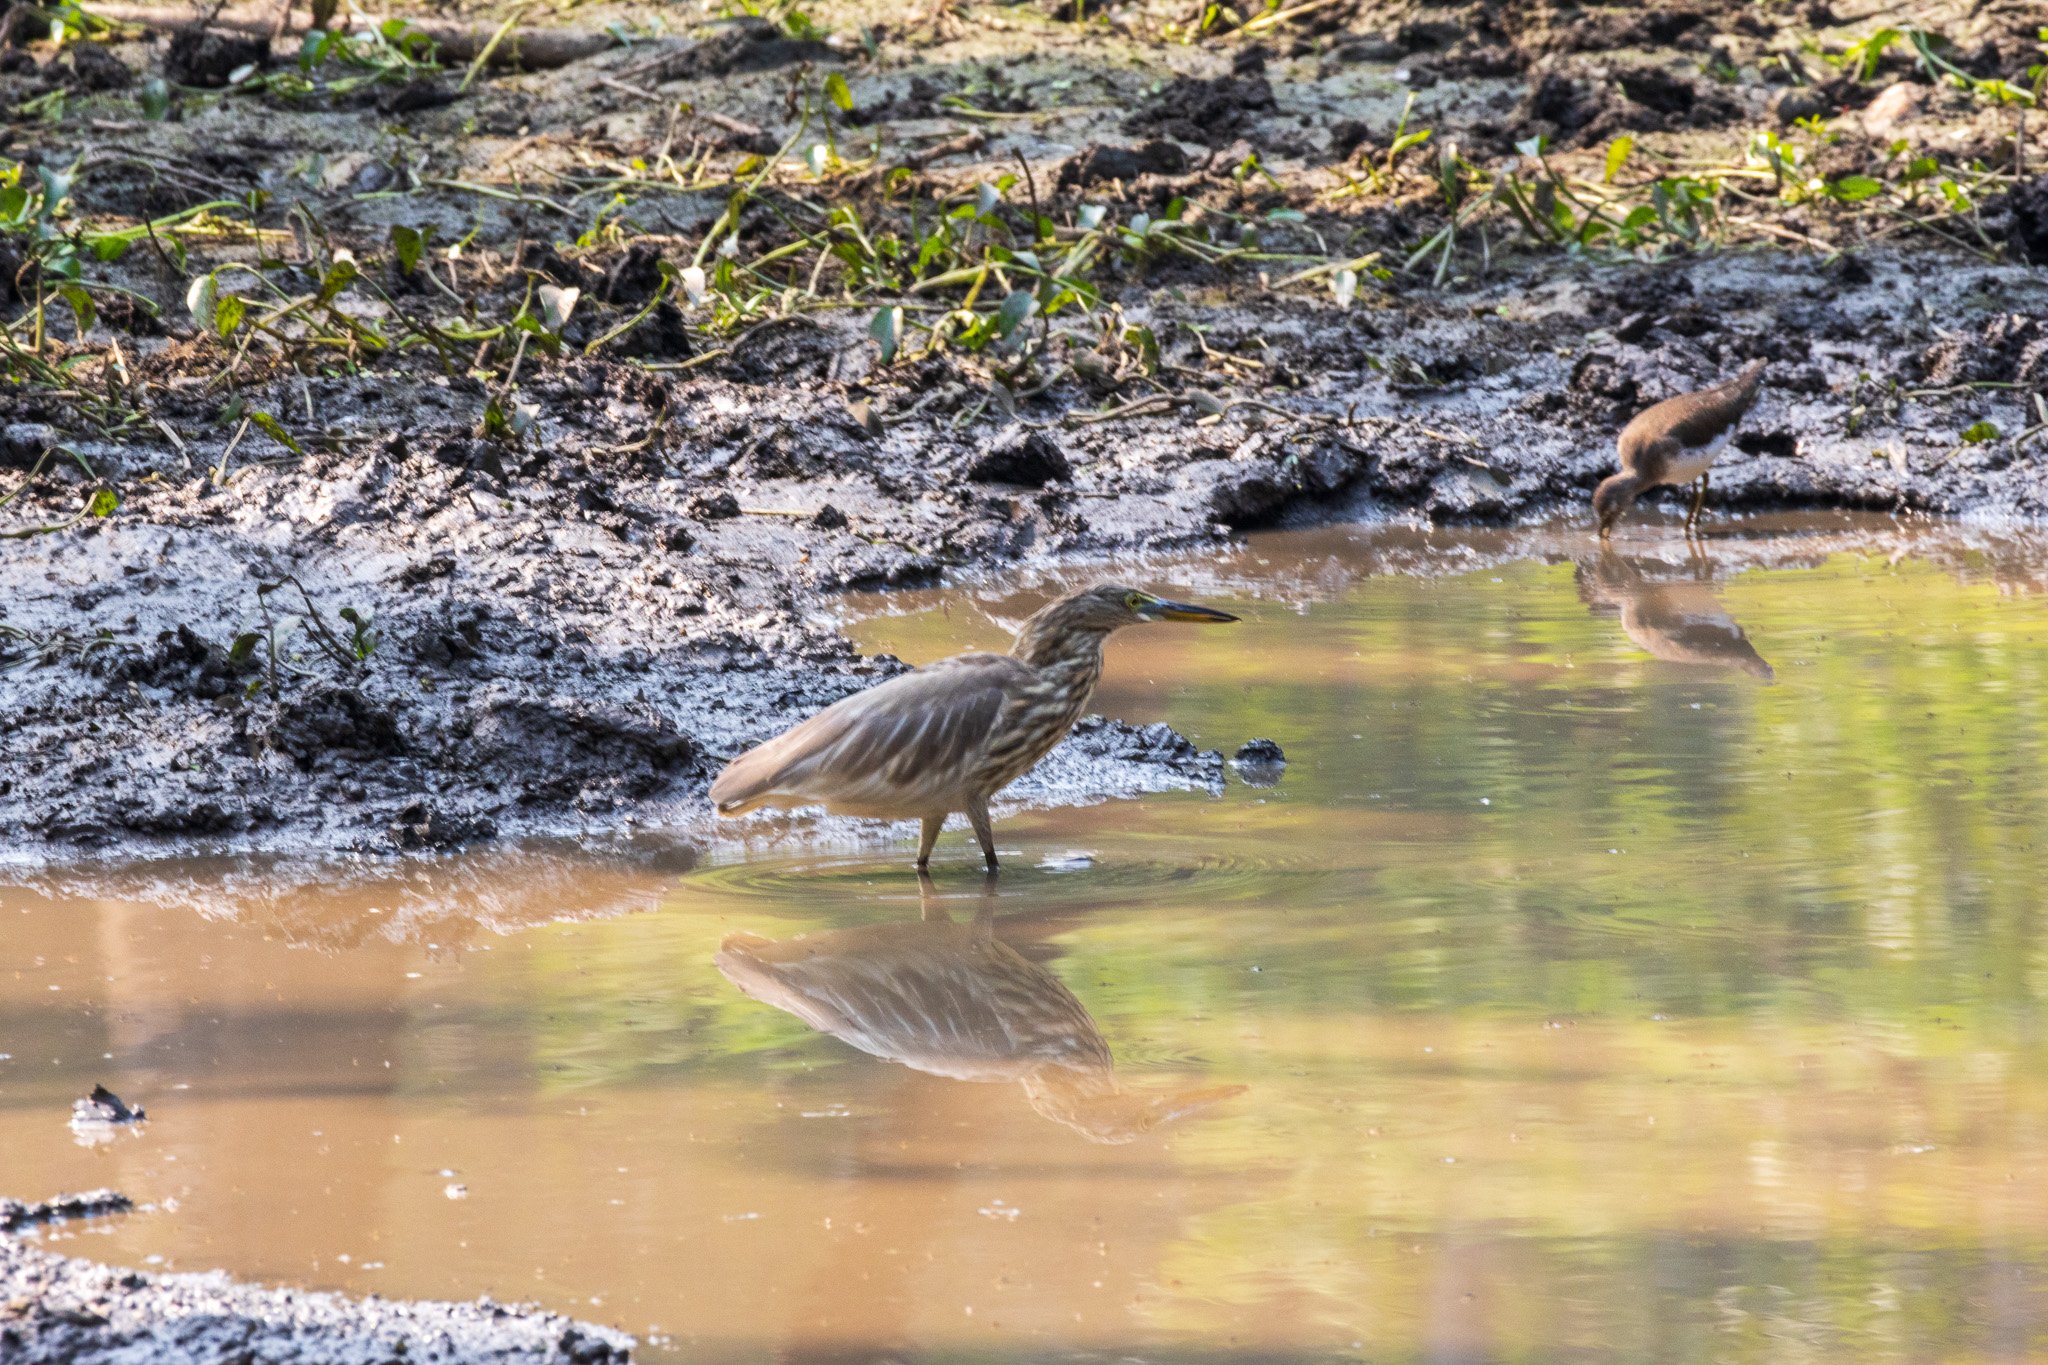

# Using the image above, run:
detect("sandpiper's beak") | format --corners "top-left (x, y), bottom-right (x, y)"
top-left (1140, 596), bottom-right (1239, 624)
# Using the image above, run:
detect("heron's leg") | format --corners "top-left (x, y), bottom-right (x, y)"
top-left (966, 797), bottom-right (998, 872)
top-left (916, 814), bottom-right (943, 871)
top-left (1686, 472), bottom-right (1710, 533)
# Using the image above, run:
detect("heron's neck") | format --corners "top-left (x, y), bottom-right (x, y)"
top-left (1009, 610), bottom-right (1110, 676)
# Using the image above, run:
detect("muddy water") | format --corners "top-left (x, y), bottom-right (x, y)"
top-left (12, 519), bottom-right (2048, 1361)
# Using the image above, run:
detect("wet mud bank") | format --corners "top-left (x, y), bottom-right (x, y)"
top-left (2, 0), bottom-right (2045, 866)
top-left (0, 1221), bottom-right (633, 1364)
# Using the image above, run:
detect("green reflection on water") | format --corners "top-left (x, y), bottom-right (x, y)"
top-left (783, 537), bottom-right (2048, 1360)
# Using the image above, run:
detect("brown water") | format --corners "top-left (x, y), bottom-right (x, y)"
top-left (12, 518), bottom-right (2048, 1362)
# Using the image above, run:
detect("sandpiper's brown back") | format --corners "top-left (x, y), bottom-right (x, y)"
top-left (1619, 360), bottom-right (1768, 469)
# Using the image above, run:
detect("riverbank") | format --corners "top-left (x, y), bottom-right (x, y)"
top-left (1, 0), bottom-right (2043, 867)
top-left (0, 1214), bottom-right (633, 1364)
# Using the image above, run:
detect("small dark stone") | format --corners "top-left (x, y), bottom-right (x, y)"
top-left (963, 426), bottom-right (1072, 486)
top-left (1057, 139), bottom-right (1188, 188)
top-left (662, 524), bottom-right (696, 553)
top-left (1234, 738), bottom-right (1286, 764)
top-left (690, 491), bottom-right (742, 520)
top-left (1328, 118), bottom-right (1373, 158)
top-left (812, 503), bottom-right (848, 530)
top-left (1613, 312), bottom-right (1657, 344)
top-left (1830, 253), bottom-right (1874, 286)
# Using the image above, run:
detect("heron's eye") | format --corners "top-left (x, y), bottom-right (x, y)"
top-left (1125, 592), bottom-right (1146, 611)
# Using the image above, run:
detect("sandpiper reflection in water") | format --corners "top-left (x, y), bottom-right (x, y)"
top-left (1576, 549), bottom-right (1775, 680)
top-left (714, 880), bottom-right (1245, 1143)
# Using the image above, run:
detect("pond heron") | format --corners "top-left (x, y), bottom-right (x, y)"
top-left (709, 583), bottom-right (1239, 871)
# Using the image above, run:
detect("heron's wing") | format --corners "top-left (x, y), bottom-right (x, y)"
top-left (710, 652), bottom-right (1030, 814)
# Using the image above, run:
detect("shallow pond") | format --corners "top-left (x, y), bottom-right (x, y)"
top-left (10, 517), bottom-right (2048, 1362)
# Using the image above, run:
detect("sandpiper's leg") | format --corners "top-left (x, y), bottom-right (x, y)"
top-left (916, 814), bottom-right (943, 871)
top-left (967, 797), bottom-right (998, 872)
top-left (1686, 472), bottom-right (1710, 533)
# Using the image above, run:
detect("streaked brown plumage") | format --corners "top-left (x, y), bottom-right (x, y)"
top-left (1594, 359), bottom-right (1768, 538)
top-left (713, 889), bottom-right (1245, 1143)
top-left (709, 583), bottom-right (1238, 871)
top-left (1576, 551), bottom-right (1774, 680)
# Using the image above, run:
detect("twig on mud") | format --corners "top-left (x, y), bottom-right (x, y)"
top-left (460, 3), bottom-right (531, 92)
top-left (423, 178), bottom-right (577, 218)
top-left (1231, 0), bottom-right (1352, 37)
top-left (212, 417), bottom-right (252, 486)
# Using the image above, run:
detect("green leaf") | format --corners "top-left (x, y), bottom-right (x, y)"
top-left (86, 233), bottom-right (129, 263)
top-left (391, 223), bottom-right (432, 274)
top-left (1831, 174), bottom-right (1884, 202)
top-left (1603, 135), bottom-right (1633, 184)
top-left (57, 284), bottom-right (94, 336)
top-left (1961, 420), bottom-right (2001, 444)
top-left (537, 283), bottom-right (580, 332)
top-left (185, 273), bottom-right (218, 330)
top-left (214, 293), bottom-right (247, 339)
top-left (994, 289), bottom-right (1036, 339)
top-left (869, 305), bottom-right (903, 364)
top-left (249, 411), bottom-right (303, 455)
top-left (35, 166), bottom-right (71, 218)
top-left (87, 488), bottom-right (118, 518)
top-left (1390, 129), bottom-right (1434, 158)
top-left (317, 258), bottom-right (358, 304)
top-left (229, 632), bottom-right (261, 666)
top-left (139, 77), bottom-right (170, 120)
top-left (823, 71), bottom-right (853, 111)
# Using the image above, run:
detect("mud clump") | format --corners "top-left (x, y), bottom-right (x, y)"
top-left (1911, 314), bottom-right (2048, 389)
top-left (662, 16), bottom-right (832, 77)
top-left (0, 1190), bottom-right (133, 1232)
top-left (1989, 174), bottom-right (2048, 265)
top-left (162, 27), bottom-right (271, 87)
top-left (963, 427), bottom-right (1072, 486)
top-left (0, 1233), bottom-right (634, 1364)
top-left (61, 44), bottom-right (130, 90)
top-left (1058, 140), bottom-right (1189, 187)
top-left (1125, 74), bottom-right (1276, 148)
top-left (1514, 63), bottom-right (1743, 146)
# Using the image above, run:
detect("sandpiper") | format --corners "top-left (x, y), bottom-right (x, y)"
top-left (1576, 551), bottom-right (1774, 680)
top-left (1593, 359), bottom-right (1768, 538)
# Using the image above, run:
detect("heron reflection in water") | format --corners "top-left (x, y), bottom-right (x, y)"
top-left (1576, 549), bottom-right (1774, 680)
top-left (714, 883), bottom-right (1245, 1143)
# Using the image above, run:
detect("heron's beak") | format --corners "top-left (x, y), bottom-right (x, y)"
top-left (1141, 597), bottom-right (1239, 624)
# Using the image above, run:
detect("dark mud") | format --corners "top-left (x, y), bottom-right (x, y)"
top-left (0, 1227), bottom-right (633, 1363)
top-left (0, 0), bottom-right (2044, 869)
